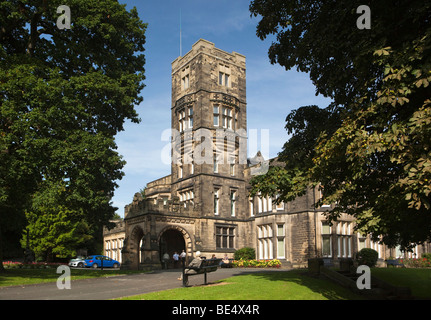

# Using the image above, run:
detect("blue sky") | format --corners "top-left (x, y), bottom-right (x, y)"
top-left (112, 0), bottom-right (332, 216)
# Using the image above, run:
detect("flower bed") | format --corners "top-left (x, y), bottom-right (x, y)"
top-left (232, 259), bottom-right (282, 268)
top-left (2, 261), bottom-right (67, 269)
top-left (400, 257), bottom-right (431, 268)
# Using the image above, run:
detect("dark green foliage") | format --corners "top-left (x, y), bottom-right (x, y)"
top-left (0, 0), bottom-right (147, 267)
top-left (234, 247), bottom-right (256, 260)
top-left (249, 0), bottom-right (431, 249)
top-left (356, 248), bottom-right (379, 268)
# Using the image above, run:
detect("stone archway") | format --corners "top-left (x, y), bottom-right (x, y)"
top-left (126, 225), bottom-right (144, 270)
top-left (158, 225), bottom-right (193, 266)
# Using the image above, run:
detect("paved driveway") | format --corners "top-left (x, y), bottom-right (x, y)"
top-left (0, 268), bottom-right (284, 300)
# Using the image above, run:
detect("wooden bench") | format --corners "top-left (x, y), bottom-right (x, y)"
top-left (220, 258), bottom-right (234, 268)
top-left (182, 258), bottom-right (222, 287)
top-left (386, 259), bottom-right (404, 267)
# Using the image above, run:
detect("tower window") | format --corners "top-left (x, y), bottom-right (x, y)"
top-left (182, 74), bottom-right (189, 90)
top-left (178, 163), bottom-right (183, 179)
top-left (214, 188), bottom-right (219, 215)
top-left (230, 190), bottom-right (236, 217)
top-left (181, 66), bottom-right (190, 90)
top-left (218, 72), bottom-right (230, 86)
top-left (178, 110), bottom-right (186, 132)
top-left (222, 107), bottom-right (233, 129)
top-left (230, 163), bottom-right (235, 176)
top-left (188, 107), bottom-right (193, 128)
top-left (213, 106), bottom-right (219, 126)
top-left (213, 154), bottom-right (219, 173)
top-left (178, 108), bottom-right (193, 132)
top-left (179, 189), bottom-right (194, 208)
top-left (218, 65), bottom-right (230, 87)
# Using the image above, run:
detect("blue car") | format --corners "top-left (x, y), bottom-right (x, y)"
top-left (84, 255), bottom-right (120, 268)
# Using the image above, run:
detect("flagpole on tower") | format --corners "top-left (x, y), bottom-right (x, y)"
top-left (180, 8), bottom-right (182, 57)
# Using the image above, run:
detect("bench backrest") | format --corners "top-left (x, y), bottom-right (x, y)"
top-left (200, 259), bottom-right (222, 268)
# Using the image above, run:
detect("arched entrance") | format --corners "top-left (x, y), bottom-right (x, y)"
top-left (158, 226), bottom-right (192, 268)
top-left (127, 225), bottom-right (144, 270)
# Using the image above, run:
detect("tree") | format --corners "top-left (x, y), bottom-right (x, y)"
top-left (23, 205), bottom-right (93, 262)
top-left (250, 105), bottom-right (340, 203)
top-left (250, 0), bottom-right (431, 249)
top-left (0, 0), bottom-right (146, 270)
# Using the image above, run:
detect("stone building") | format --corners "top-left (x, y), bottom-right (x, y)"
top-left (104, 39), bottom-right (430, 270)
top-left (103, 220), bottom-right (125, 263)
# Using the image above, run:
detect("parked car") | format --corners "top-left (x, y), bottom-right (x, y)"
top-left (84, 255), bottom-right (120, 268)
top-left (68, 256), bottom-right (86, 268)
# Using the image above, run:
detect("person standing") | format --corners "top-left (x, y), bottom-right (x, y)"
top-left (173, 252), bottom-right (179, 268)
top-left (162, 252), bottom-right (170, 269)
top-left (180, 250), bottom-right (186, 262)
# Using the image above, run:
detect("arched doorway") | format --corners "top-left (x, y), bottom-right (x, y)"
top-left (128, 225), bottom-right (144, 270)
top-left (158, 226), bottom-right (189, 268)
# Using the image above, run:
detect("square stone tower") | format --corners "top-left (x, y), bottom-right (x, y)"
top-left (170, 39), bottom-right (248, 221)
top-left (121, 39), bottom-right (254, 269)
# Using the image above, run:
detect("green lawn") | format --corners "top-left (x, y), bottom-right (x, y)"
top-left (371, 268), bottom-right (431, 299)
top-left (0, 268), bottom-right (147, 287)
top-left (117, 270), bottom-right (364, 300)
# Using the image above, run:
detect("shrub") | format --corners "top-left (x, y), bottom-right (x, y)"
top-left (356, 248), bottom-right (379, 267)
top-left (422, 253), bottom-right (431, 260)
top-left (234, 247), bottom-right (256, 260)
